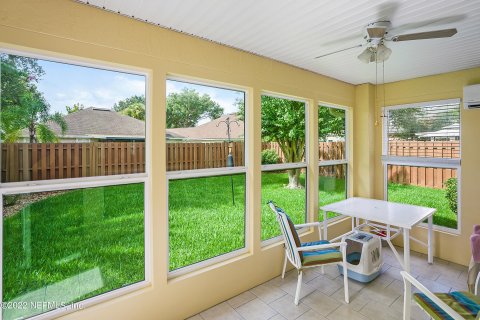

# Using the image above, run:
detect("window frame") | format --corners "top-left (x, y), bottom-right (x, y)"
top-left (381, 98), bottom-right (461, 234)
top-left (0, 47), bottom-right (152, 320)
top-left (165, 76), bottom-right (249, 278)
top-left (260, 92), bottom-right (309, 246)
top-left (317, 103), bottom-right (350, 224)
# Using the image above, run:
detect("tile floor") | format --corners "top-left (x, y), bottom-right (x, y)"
top-left (188, 246), bottom-right (469, 320)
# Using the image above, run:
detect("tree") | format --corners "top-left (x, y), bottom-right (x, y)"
top-left (66, 103), bottom-right (85, 114)
top-left (0, 54), bottom-right (67, 143)
top-left (318, 106), bottom-right (345, 141)
top-left (113, 95), bottom-right (145, 112)
top-left (237, 96), bottom-right (305, 188)
top-left (388, 107), bottom-right (459, 140)
top-left (120, 102), bottom-right (145, 121)
top-left (166, 88), bottom-right (223, 128)
top-left (20, 90), bottom-right (67, 143)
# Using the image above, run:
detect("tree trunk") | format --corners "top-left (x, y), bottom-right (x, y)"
top-left (286, 168), bottom-right (302, 189)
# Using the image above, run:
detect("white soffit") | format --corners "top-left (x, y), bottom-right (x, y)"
top-left (76, 0), bottom-right (480, 85)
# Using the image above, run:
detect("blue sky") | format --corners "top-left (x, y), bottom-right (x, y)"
top-left (36, 59), bottom-right (244, 121)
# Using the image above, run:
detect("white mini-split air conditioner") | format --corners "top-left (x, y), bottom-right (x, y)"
top-left (464, 84), bottom-right (480, 109)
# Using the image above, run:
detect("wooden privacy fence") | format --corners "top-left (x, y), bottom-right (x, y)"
top-left (166, 142), bottom-right (244, 171)
top-left (2, 140), bottom-right (458, 187)
top-left (1, 142), bottom-right (145, 182)
top-left (261, 141), bottom-right (346, 162)
top-left (388, 141), bottom-right (460, 158)
top-left (387, 141), bottom-right (459, 189)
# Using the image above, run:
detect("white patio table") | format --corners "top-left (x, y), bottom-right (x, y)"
top-left (320, 197), bottom-right (436, 319)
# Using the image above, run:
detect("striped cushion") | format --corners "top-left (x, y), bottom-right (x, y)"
top-left (285, 215), bottom-right (303, 261)
top-left (414, 291), bottom-right (480, 320)
top-left (301, 240), bottom-right (343, 267)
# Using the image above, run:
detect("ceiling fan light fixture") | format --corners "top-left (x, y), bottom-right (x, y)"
top-left (358, 47), bottom-right (373, 64)
top-left (376, 44), bottom-right (392, 62)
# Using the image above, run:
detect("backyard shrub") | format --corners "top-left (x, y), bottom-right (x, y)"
top-left (261, 149), bottom-right (280, 165)
top-left (445, 177), bottom-right (458, 215)
top-left (3, 195), bottom-right (19, 207)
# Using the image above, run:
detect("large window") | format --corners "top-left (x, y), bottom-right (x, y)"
top-left (261, 94), bottom-right (307, 242)
top-left (0, 52), bottom-right (148, 319)
top-left (318, 105), bottom-right (348, 221)
top-left (382, 99), bottom-right (461, 230)
top-left (166, 79), bottom-right (246, 273)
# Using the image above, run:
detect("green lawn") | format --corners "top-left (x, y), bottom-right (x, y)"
top-left (168, 175), bottom-right (246, 270)
top-left (12, 175), bottom-right (459, 318)
top-left (3, 184), bottom-right (144, 319)
top-left (388, 183), bottom-right (457, 229)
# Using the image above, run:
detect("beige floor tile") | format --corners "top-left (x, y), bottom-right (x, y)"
top-left (192, 245), bottom-right (468, 320)
top-left (306, 275), bottom-right (342, 296)
top-left (269, 294), bottom-right (311, 320)
top-left (227, 291), bottom-right (257, 308)
top-left (185, 315), bottom-right (204, 320)
top-left (382, 265), bottom-right (404, 281)
top-left (278, 278), bottom-right (317, 300)
top-left (390, 296), bottom-right (430, 320)
top-left (301, 291), bottom-right (341, 317)
top-left (359, 301), bottom-right (402, 320)
top-left (250, 283), bottom-right (287, 304)
top-left (200, 302), bottom-right (243, 320)
top-left (326, 304), bottom-right (368, 320)
top-left (296, 309), bottom-right (328, 320)
top-left (358, 280), bottom-right (401, 306)
top-left (235, 298), bottom-right (277, 320)
top-left (414, 276), bottom-right (451, 293)
top-left (330, 287), bottom-right (370, 312)
top-left (437, 272), bottom-right (468, 289)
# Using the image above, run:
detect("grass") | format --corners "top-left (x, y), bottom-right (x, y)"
top-left (388, 183), bottom-right (457, 229)
top-left (261, 172), bottom-right (346, 240)
top-left (168, 175), bottom-right (246, 270)
top-left (3, 184), bottom-right (144, 317)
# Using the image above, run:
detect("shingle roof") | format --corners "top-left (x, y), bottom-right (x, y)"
top-left (22, 107), bottom-right (145, 139)
top-left (166, 114), bottom-right (244, 140)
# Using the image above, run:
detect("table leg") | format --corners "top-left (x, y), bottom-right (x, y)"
top-left (323, 210), bottom-right (328, 240)
top-left (403, 228), bottom-right (411, 320)
top-left (428, 215), bottom-right (433, 264)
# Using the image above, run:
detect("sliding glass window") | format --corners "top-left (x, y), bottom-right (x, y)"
top-left (0, 52), bottom-right (148, 320)
top-left (166, 79), bottom-right (246, 274)
top-left (382, 99), bottom-right (461, 231)
top-left (318, 105), bottom-right (348, 221)
top-left (260, 94), bottom-right (307, 242)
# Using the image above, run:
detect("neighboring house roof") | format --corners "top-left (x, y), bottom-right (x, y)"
top-left (166, 114), bottom-right (244, 140)
top-left (21, 107), bottom-right (145, 140)
top-left (416, 123), bottom-right (460, 139)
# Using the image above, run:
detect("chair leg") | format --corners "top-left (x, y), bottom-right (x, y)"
top-left (342, 247), bottom-right (349, 304)
top-left (282, 250), bottom-right (287, 279)
top-left (294, 270), bottom-right (303, 305)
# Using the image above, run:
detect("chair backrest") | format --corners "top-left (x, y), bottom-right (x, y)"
top-left (268, 201), bottom-right (303, 268)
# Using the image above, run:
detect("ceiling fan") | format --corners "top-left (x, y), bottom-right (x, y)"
top-left (315, 21), bottom-right (457, 63)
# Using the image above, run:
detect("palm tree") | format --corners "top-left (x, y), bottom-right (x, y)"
top-left (22, 90), bottom-right (67, 143)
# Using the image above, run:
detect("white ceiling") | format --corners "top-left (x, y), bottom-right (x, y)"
top-left (77, 0), bottom-right (480, 85)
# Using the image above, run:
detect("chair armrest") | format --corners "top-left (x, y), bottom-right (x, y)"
top-left (400, 271), bottom-right (464, 320)
top-left (294, 222), bottom-right (321, 229)
top-left (475, 271), bottom-right (480, 295)
top-left (297, 241), bottom-right (346, 252)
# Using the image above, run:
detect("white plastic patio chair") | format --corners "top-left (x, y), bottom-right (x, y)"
top-left (268, 201), bottom-right (349, 305)
top-left (401, 271), bottom-right (480, 320)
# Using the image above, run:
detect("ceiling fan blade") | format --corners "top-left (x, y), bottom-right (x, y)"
top-left (389, 14), bottom-right (465, 35)
top-left (391, 28), bottom-right (457, 42)
top-left (314, 44), bottom-right (363, 59)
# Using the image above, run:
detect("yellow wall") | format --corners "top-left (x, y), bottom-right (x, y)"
top-left (0, 0), bottom-right (354, 319)
top-left (2, 1), bottom-right (479, 319)
top-left (373, 68), bottom-right (480, 266)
